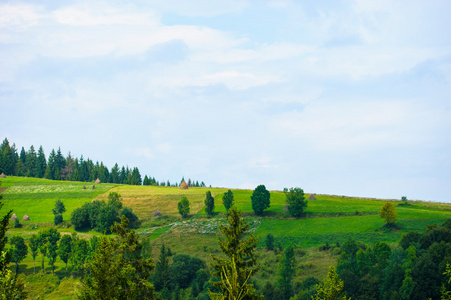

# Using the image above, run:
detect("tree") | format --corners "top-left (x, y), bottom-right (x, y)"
top-left (178, 196), bottom-right (190, 218)
top-left (284, 187), bottom-right (307, 218)
top-left (380, 202), bottom-right (397, 227)
top-left (210, 206), bottom-right (261, 300)
top-left (58, 234), bottom-right (72, 272)
top-left (37, 230), bottom-right (49, 274)
top-left (120, 207), bottom-right (140, 229)
top-left (36, 146), bottom-right (47, 178)
top-left (223, 190), bottom-right (234, 215)
top-left (170, 254), bottom-right (205, 289)
top-left (265, 233), bottom-right (275, 251)
top-left (29, 234), bottom-right (39, 273)
top-left (9, 235), bottom-right (28, 274)
top-left (153, 244), bottom-right (171, 291)
top-left (205, 191), bottom-right (215, 217)
top-left (80, 216), bottom-right (155, 299)
top-left (53, 199), bottom-right (66, 225)
top-left (251, 185), bottom-right (270, 216)
top-left (313, 265), bottom-right (349, 300)
top-left (277, 245), bottom-right (296, 300)
top-left (45, 228), bottom-right (61, 275)
top-left (107, 192), bottom-right (123, 209)
top-left (0, 183), bottom-right (27, 299)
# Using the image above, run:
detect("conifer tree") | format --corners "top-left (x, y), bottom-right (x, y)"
top-left (154, 244), bottom-right (171, 291)
top-left (210, 206), bottom-right (261, 300)
top-left (223, 190), bottom-right (234, 215)
top-left (36, 146), bottom-right (47, 178)
top-left (205, 191), bottom-right (215, 217)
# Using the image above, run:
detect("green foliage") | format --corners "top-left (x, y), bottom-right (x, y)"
top-left (28, 234), bottom-right (39, 273)
top-left (251, 185), bottom-right (270, 216)
top-left (80, 216), bottom-right (155, 299)
top-left (265, 233), bottom-right (275, 251)
top-left (223, 189), bottom-right (234, 214)
top-left (153, 244), bottom-right (171, 291)
top-left (210, 206), bottom-right (261, 299)
top-left (314, 265), bottom-right (349, 300)
top-left (54, 213), bottom-right (63, 225)
top-left (178, 196), bottom-right (190, 218)
top-left (380, 202), bottom-right (397, 226)
top-left (284, 187), bottom-right (307, 218)
top-left (53, 199), bottom-right (66, 225)
top-left (120, 206), bottom-right (140, 229)
top-left (14, 217), bottom-right (20, 228)
top-left (205, 191), bottom-right (215, 217)
top-left (58, 234), bottom-right (72, 271)
top-left (9, 235), bottom-right (28, 274)
top-left (277, 244), bottom-right (296, 300)
top-left (107, 192), bottom-right (123, 209)
top-left (170, 254), bottom-right (206, 289)
top-left (399, 231), bottom-right (421, 250)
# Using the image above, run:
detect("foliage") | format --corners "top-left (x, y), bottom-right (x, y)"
top-left (205, 191), bottom-right (215, 217)
top-left (153, 244), bottom-right (171, 291)
top-left (58, 234), bottom-right (72, 272)
top-left (170, 254), bottom-right (206, 289)
top-left (380, 202), bottom-right (397, 226)
top-left (210, 206), bottom-right (261, 299)
top-left (53, 199), bottom-right (66, 225)
top-left (223, 189), bottom-right (234, 214)
top-left (120, 206), bottom-right (140, 229)
top-left (251, 185), bottom-right (270, 216)
top-left (313, 265), bottom-right (349, 300)
top-left (277, 244), bottom-right (296, 300)
top-left (28, 234), bottom-right (39, 273)
top-left (107, 192), bottom-right (123, 209)
top-left (178, 196), bottom-right (190, 218)
top-left (80, 216), bottom-right (155, 299)
top-left (284, 187), bottom-right (307, 218)
top-left (9, 235), bottom-right (28, 274)
top-left (45, 228), bottom-right (61, 275)
top-left (265, 233), bottom-right (275, 251)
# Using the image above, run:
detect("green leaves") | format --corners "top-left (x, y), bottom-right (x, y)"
top-left (178, 196), bottom-right (190, 218)
top-left (251, 185), bottom-right (270, 216)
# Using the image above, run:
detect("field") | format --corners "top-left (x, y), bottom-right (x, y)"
top-left (1, 176), bottom-right (451, 298)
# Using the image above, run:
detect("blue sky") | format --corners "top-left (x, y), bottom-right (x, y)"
top-left (1, 0), bottom-right (450, 202)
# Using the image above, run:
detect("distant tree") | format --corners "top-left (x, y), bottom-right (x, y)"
top-left (285, 187), bottom-right (307, 218)
top-left (170, 254), bottom-right (206, 289)
top-left (107, 192), bottom-right (123, 209)
top-left (1, 184), bottom-right (27, 298)
top-left (9, 235), bottom-right (28, 274)
top-left (53, 199), bottom-right (66, 225)
top-left (46, 228), bottom-right (61, 275)
top-left (95, 204), bottom-right (120, 234)
top-left (71, 238), bottom-right (89, 274)
top-left (210, 206), bottom-right (260, 299)
top-left (399, 231), bottom-right (421, 250)
top-left (251, 185), bottom-right (270, 216)
top-left (265, 233), bottom-right (275, 251)
top-left (205, 191), bottom-right (215, 217)
top-left (120, 207), bottom-right (140, 229)
top-left (380, 202), bottom-right (398, 227)
top-left (28, 234), bottom-right (39, 273)
top-left (58, 234), bottom-right (72, 272)
top-left (25, 145), bottom-right (37, 177)
top-left (36, 146), bottom-right (47, 178)
top-left (277, 245), bottom-right (296, 300)
top-left (37, 230), bottom-right (49, 274)
top-left (153, 244), bottom-right (171, 291)
top-left (313, 265), bottom-right (349, 300)
top-left (222, 190), bottom-right (234, 215)
top-left (178, 196), bottom-right (190, 218)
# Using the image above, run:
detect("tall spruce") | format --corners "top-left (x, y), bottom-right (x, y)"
top-left (36, 146), bottom-right (47, 178)
top-left (210, 206), bottom-right (261, 300)
top-left (154, 244), bottom-right (171, 291)
top-left (205, 191), bottom-right (215, 217)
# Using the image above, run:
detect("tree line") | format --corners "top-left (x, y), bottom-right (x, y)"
top-left (0, 138), bottom-right (205, 187)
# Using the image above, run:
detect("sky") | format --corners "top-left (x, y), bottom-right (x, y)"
top-left (1, 0), bottom-right (450, 202)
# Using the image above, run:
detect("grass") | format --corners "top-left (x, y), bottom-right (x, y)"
top-left (2, 176), bottom-right (451, 298)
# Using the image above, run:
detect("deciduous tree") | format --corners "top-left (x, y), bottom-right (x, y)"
top-left (222, 190), bottom-right (234, 215)
top-left (284, 187), bottom-right (307, 218)
top-left (380, 202), bottom-right (397, 227)
top-left (178, 196), bottom-right (190, 218)
top-left (9, 235), bottom-right (28, 274)
top-left (251, 185), bottom-right (270, 216)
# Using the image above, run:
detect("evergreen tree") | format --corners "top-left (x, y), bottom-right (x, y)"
top-left (110, 163), bottom-right (120, 183)
top-left (26, 145), bottom-right (37, 177)
top-left (45, 149), bottom-right (57, 180)
top-left (251, 185), bottom-right (270, 216)
top-left (205, 191), bottom-right (215, 217)
top-left (210, 206), bottom-right (260, 300)
top-left (313, 265), bottom-right (349, 300)
top-left (131, 167), bottom-right (142, 185)
top-left (154, 244), bottom-right (171, 291)
top-left (222, 190), bottom-right (234, 215)
top-left (277, 245), bottom-right (296, 299)
top-left (36, 146), bottom-right (47, 178)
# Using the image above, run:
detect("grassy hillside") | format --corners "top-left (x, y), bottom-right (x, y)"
top-left (1, 176), bottom-right (451, 299)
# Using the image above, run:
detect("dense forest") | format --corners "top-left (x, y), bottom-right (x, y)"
top-left (0, 137), bottom-right (205, 187)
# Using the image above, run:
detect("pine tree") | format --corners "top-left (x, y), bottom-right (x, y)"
top-left (277, 245), bottom-right (296, 299)
top-left (154, 244), bottom-right (171, 291)
top-left (210, 206), bottom-right (261, 300)
top-left (205, 191), bottom-right (215, 217)
top-left (36, 146), bottom-right (47, 178)
top-left (26, 145), bottom-right (37, 177)
top-left (313, 265), bottom-right (349, 300)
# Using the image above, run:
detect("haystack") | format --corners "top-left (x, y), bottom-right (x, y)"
top-left (95, 178), bottom-right (101, 184)
top-left (283, 203), bottom-right (290, 211)
top-left (153, 210), bottom-right (162, 217)
top-left (179, 180), bottom-right (188, 190)
top-left (10, 213), bottom-right (17, 221)
top-left (22, 214), bottom-right (31, 221)
top-left (0, 173), bottom-right (6, 178)
top-left (308, 194), bottom-right (316, 200)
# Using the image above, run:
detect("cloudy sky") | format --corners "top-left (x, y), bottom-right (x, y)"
top-left (1, 0), bottom-right (450, 202)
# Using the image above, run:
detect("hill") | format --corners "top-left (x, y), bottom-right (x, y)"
top-left (2, 176), bottom-right (451, 298)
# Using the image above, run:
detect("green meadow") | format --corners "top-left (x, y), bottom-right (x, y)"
top-left (1, 176), bottom-right (451, 298)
